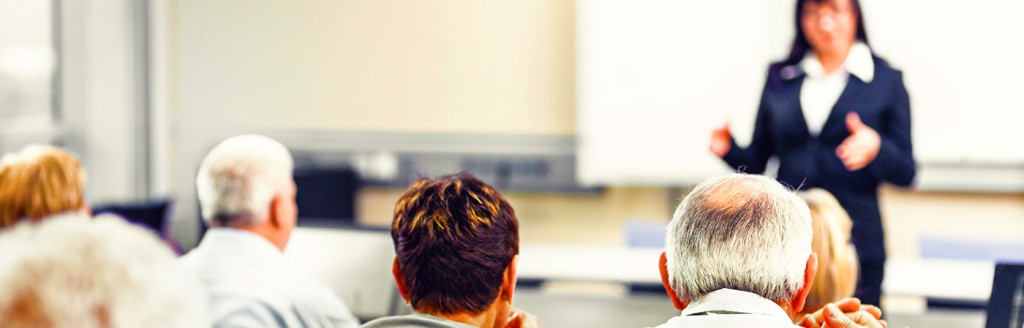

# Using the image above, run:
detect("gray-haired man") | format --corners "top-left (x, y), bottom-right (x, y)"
top-left (655, 174), bottom-right (885, 328)
top-left (180, 135), bottom-right (359, 328)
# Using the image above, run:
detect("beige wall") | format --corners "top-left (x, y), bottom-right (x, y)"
top-left (171, 0), bottom-right (575, 135)
top-left (168, 0), bottom-right (1024, 255)
top-left (167, 0), bottom-right (577, 249)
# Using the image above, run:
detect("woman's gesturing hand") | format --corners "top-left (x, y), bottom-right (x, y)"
top-left (836, 112), bottom-right (881, 171)
top-left (710, 122), bottom-right (732, 158)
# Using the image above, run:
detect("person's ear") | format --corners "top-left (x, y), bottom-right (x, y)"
top-left (392, 257), bottom-right (411, 304)
top-left (501, 255), bottom-right (519, 303)
top-left (792, 252), bottom-right (819, 313)
top-left (267, 194), bottom-right (283, 228)
top-left (660, 252), bottom-right (688, 310)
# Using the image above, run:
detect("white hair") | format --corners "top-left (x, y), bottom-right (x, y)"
top-left (196, 134), bottom-right (294, 226)
top-left (665, 173), bottom-right (813, 303)
top-left (0, 213), bottom-right (208, 327)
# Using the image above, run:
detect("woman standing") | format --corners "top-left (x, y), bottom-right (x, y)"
top-left (709, 0), bottom-right (916, 307)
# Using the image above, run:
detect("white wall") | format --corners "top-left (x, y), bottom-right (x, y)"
top-left (576, 0), bottom-right (1024, 189)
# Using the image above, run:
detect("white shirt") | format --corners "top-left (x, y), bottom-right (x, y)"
top-left (799, 42), bottom-right (874, 136)
top-left (179, 228), bottom-right (359, 328)
top-left (652, 289), bottom-right (799, 328)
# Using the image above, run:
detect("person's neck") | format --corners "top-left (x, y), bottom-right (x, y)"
top-left (419, 307), bottom-right (501, 328)
top-left (417, 299), bottom-right (505, 328)
top-left (794, 309), bottom-right (817, 322)
top-left (222, 222), bottom-right (287, 252)
top-left (433, 312), bottom-right (497, 328)
top-left (816, 46), bottom-right (852, 75)
top-left (774, 299), bottom-right (799, 321)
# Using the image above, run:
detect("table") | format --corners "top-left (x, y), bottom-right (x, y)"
top-left (518, 244), bottom-right (663, 284)
top-left (883, 258), bottom-right (994, 302)
top-left (517, 244), bottom-right (996, 302)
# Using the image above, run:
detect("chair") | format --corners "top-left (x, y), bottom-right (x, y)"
top-left (92, 199), bottom-right (171, 236)
top-left (91, 199), bottom-right (181, 253)
top-left (293, 166), bottom-right (361, 224)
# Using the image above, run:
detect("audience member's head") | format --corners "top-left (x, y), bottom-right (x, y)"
top-left (196, 134), bottom-right (296, 251)
top-left (660, 173), bottom-right (816, 317)
top-left (389, 173), bottom-right (521, 326)
top-left (0, 213), bottom-right (207, 327)
top-left (798, 188), bottom-right (859, 315)
top-left (0, 145), bottom-right (87, 228)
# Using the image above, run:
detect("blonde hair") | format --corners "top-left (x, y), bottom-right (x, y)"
top-left (798, 189), bottom-right (859, 314)
top-left (0, 145), bottom-right (86, 228)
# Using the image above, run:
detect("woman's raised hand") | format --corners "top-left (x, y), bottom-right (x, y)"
top-left (710, 122), bottom-right (732, 158)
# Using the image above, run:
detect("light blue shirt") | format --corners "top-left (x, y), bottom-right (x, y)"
top-left (179, 228), bottom-right (360, 328)
top-left (652, 289), bottom-right (798, 328)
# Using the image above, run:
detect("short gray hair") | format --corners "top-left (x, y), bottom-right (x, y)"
top-left (0, 214), bottom-right (208, 327)
top-left (196, 135), bottom-right (293, 226)
top-left (665, 174), bottom-right (812, 303)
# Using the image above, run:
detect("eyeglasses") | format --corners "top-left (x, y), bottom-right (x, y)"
top-left (802, 8), bottom-right (853, 23)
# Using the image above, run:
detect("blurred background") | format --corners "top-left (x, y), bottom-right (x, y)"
top-left (1, 1), bottom-right (1022, 327)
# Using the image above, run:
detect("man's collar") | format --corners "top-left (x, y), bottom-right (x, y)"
top-left (408, 313), bottom-right (481, 328)
top-left (797, 42), bottom-right (874, 83)
top-left (681, 288), bottom-right (794, 322)
top-left (200, 227), bottom-right (285, 256)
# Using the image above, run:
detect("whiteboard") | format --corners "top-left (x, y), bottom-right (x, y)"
top-left (577, 0), bottom-right (1024, 186)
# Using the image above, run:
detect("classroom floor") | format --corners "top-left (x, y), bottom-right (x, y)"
top-left (513, 288), bottom-right (987, 328)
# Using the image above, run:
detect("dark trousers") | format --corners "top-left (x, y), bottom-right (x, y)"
top-left (855, 259), bottom-right (885, 309)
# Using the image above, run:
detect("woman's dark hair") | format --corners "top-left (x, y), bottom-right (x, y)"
top-left (780, 0), bottom-right (871, 68)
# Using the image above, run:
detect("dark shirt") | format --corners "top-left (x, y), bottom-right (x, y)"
top-left (722, 56), bottom-right (916, 261)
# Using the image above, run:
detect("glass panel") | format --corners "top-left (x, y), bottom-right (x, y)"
top-left (0, 0), bottom-right (55, 125)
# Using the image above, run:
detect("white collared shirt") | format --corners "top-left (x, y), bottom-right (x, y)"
top-left (799, 42), bottom-right (874, 136)
top-left (179, 228), bottom-right (359, 328)
top-left (652, 289), bottom-right (799, 328)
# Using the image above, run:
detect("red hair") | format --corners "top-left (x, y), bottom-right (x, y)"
top-left (0, 146), bottom-right (85, 228)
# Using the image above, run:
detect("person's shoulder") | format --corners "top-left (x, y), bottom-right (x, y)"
top-left (283, 274), bottom-right (360, 320)
top-left (647, 314), bottom-right (697, 328)
top-left (175, 242), bottom-right (246, 275)
top-left (763, 60), bottom-right (803, 91)
top-left (288, 270), bottom-right (341, 302)
top-left (361, 314), bottom-right (472, 328)
top-left (175, 247), bottom-right (207, 272)
top-left (211, 296), bottom-right (293, 328)
top-left (766, 61), bottom-right (788, 81)
top-left (646, 314), bottom-right (800, 328)
top-left (870, 56), bottom-right (904, 83)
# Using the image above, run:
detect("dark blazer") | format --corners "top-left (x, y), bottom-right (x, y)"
top-left (722, 56), bottom-right (916, 262)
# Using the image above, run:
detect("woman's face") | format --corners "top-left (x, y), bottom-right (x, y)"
top-left (801, 0), bottom-right (858, 59)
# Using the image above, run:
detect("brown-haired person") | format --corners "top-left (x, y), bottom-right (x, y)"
top-left (796, 188), bottom-right (859, 319)
top-left (362, 173), bottom-right (539, 328)
top-left (0, 145), bottom-right (88, 228)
